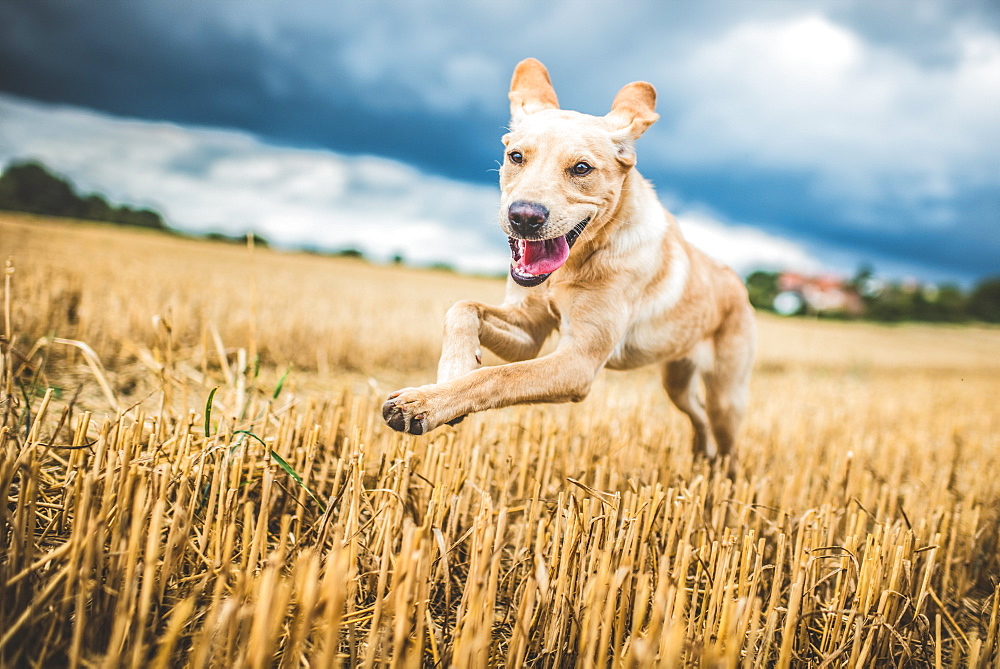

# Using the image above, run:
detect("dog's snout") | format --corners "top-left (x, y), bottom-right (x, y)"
top-left (508, 201), bottom-right (549, 237)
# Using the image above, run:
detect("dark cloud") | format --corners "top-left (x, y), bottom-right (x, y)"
top-left (827, 0), bottom-right (1000, 66)
top-left (1, 1), bottom-right (997, 282)
top-left (0, 1), bottom-right (509, 179)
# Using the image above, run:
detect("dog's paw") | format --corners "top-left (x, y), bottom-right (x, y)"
top-left (382, 387), bottom-right (437, 435)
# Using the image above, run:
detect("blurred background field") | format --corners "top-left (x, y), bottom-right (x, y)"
top-left (2, 214), bottom-right (999, 666)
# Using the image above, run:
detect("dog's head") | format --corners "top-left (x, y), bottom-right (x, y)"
top-left (500, 58), bottom-right (659, 287)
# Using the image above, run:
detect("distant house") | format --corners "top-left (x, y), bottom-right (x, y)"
top-left (773, 272), bottom-right (864, 317)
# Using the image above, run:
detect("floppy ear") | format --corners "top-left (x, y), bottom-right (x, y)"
top-left (509, 58), bottom-right (560, 122)
top-left (606, 81), bottom-right (659, 140)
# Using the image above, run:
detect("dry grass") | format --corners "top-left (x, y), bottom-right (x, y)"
top-left (2, 212), bottom-right (999, 667)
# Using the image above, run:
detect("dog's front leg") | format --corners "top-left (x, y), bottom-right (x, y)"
top-left (436, 298), bottom-right (556, 383)
top-left (383, 293), bottom-right (624, 435)
top-left (382, 345), bottom-right (603, 435)
top-left (388, 296), bottom-right (555, 429)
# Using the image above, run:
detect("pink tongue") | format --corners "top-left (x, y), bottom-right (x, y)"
top-left (517, 236), bottom-right (570, 275)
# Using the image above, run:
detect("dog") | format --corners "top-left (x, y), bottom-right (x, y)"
top-left (382, 58), bottom-right (755, 464)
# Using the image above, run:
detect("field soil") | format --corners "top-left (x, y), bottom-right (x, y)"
top-left (2, 213), bottom-right (999, 666)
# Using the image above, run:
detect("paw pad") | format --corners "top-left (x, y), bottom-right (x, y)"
top-left (382, 398), bottom-right (427, 435)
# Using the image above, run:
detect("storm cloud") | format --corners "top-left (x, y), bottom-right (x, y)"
top-left (1, 1), bottom-right (997, 281)
top-left (0, 94), bottom-right (824, 275)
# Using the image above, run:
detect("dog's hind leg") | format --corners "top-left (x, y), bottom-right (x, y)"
top-left (663, 352), bottom-right (717, 459)
top-left (703, 303), bottom-right (756, 463)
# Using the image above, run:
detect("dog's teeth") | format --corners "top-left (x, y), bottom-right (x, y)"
top-left (508, 237), bottom-right (522, 261)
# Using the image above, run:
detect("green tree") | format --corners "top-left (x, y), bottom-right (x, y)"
top-left (745, 271), bottom-right (780, 311)
top-left (0, 160), bottom-right (167, 230)
top-left (82, 194), bottom-right (113, 221)
top-left (968, 277), bottom-right (1000, 323)
top-left (865, 284), bottom-right (912, 322)
top-left (0, 161), bottom-right (83, 217)
top-left (112, 205), bottom-right (166, 230)
top-left (932, 284), bottom-right (969, 322)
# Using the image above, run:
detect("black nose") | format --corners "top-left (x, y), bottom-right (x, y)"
top-left (508, 201), bottom-right (549, 237)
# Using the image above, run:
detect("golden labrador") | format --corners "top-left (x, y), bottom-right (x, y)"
top-left (383, 58), bottom-right (755, 464)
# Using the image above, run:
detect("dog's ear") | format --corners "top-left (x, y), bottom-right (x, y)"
top-left (509, 58), bottom-right (560, 122)
top-left (607, 81), bottom-right (659, 138)
top-left (606, 81), bottom-right (658, 166)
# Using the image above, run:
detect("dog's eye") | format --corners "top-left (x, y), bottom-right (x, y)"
top-left (571, 161), bottom-right (593, 176)
top-left (508, 151), bottom-right (523, 164)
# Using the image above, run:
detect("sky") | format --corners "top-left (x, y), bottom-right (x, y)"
top-left (1, 1), bottom-right (998, 283)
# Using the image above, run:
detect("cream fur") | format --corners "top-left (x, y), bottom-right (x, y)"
top-left (383, 59), bottom-right (756, 467)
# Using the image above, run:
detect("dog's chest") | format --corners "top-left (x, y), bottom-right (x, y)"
top-left (605, 318), bottom-right (695, 370)
top-left (604, 256), bottom-right (698, 369)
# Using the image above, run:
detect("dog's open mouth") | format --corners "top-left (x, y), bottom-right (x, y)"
top-left (509, 217), bottom-right (591, 287)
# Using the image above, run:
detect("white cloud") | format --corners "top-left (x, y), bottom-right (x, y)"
top-left (653, 15), bottom-right (1000, 222)
top-left (0, 95), bottom-right (505, 273)
top-left (675, 208), bottom-right (822, 276)
top-left (0, 94), bottom-right (824, 277)
top-left (273, 5), bottom-right (997, 244)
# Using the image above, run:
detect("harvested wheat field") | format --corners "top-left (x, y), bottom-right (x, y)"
top-left (2, 212), bottom-right (999, 667)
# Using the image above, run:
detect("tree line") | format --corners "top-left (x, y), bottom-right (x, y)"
top-left (0, 160), bottom-right (167, 230)
top-left (746, 268), bottom-right (1000, 324)
top-left (3, 160), bottom-right (996, 323)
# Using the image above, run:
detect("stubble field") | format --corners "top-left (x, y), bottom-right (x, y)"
top-left (2, 212), bottom-right (999, 667)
